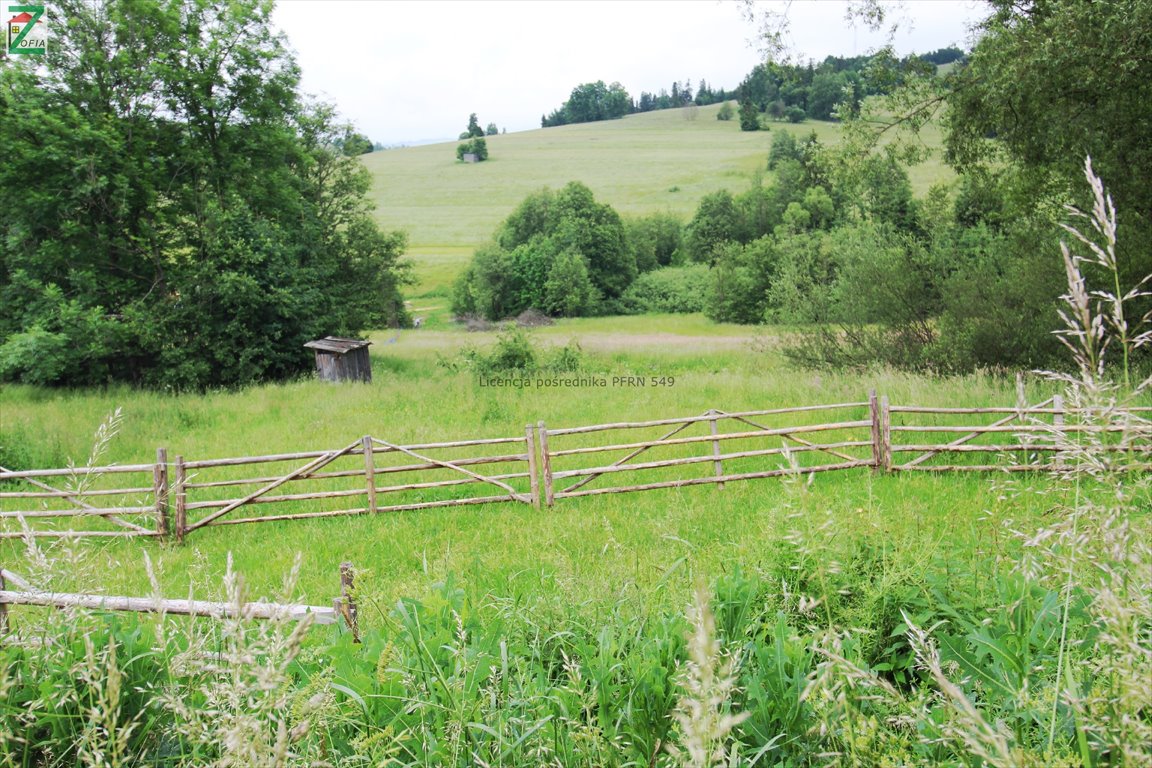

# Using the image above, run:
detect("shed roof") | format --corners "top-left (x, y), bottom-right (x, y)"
top-left (303, 337), bottom-right (372, 355)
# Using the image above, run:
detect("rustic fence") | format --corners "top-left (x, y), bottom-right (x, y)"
top-left (0, 562), bottom-right (361, 641)
top-left (3, 392), bottom-right (1150, 541)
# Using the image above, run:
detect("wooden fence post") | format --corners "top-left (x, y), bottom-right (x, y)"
top-left (869, 390), bottom-right (883, 472)
top-left (709, 409), bottom-right (725, 489)
top-left (154, 447), bottom-right (170, 539)
top-left (880, 395), bottom-right (892, 471)
top-left (538, 422), bottom-right (554, 507)
top-left (525, 425), bottom-right (540, 508)
top-left (174, 456), bottom-right (187, 544)
top-left (0, 570), bottom-right (7, 637)
top-left (1053, 394), bottom-right (1065, 469)
top-left (361, 436), bottom-right (377, 515)
top-left (338, 562), bottom-right (360, 643)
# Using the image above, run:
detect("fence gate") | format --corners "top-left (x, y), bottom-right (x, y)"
top-left (537, 403), bottom-right (877, 504)
top-left (0, 449), bottom-right (170, 540)
top-left (176, 432), bottom-right (538, 537)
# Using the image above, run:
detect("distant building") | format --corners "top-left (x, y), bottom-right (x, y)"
top-left (303, 337), bottom-right (372, 383)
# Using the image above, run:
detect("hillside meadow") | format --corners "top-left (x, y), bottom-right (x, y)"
top-left (363, 103), bottom-right (952, 300)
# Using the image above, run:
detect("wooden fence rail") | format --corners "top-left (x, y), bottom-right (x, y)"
top-left (2, 392), bottom-right (1150, 540)
top-left (0, 563), bottom-right (361, 640)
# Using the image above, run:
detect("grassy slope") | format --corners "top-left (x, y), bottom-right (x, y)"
top-left (363, 103), bottom-right (953, 299)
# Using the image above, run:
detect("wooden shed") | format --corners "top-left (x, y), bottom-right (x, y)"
top-left (304, 337), bottom-right (372, 383)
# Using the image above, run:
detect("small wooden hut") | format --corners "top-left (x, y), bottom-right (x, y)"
top-left (304, 337), bottom-right (372, 383)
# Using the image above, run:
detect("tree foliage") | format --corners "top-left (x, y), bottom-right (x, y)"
top-left (0, 0), bottom-right (410, 389)
top-left (452, 183), bottom-right (634, 320)
top-left (542, 81), bottom-right (631, 127)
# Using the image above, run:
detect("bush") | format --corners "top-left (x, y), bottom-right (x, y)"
top-left (456, 136), bottom-right (489, 161)
top-left (452, 183), bottom-right (634, 320)
top-left (438, 326), bottom-right (586, 375)
top-left (625, 212), bottom-right (684, 272)
top-left (619, 265), bottom-right (710, 314)
top-left (685, 190), bottom-right (745, 262)
top-left (704, 239), bottom-right (776, 324)
top-left (717, 101), bottom-right (735, 121)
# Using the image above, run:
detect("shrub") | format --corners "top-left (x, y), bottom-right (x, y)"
top-left (716, 101), bottom-right (734, 121)
top-left (704, 239), bottom-right (776, 324)
top-left (452, 183), bottom-right (634, 320)
top-left (619, 265), bottom-right (710, 314)
top-left (625, 211), bottom-right (684, 272)
top-left (456, 136), bottom-right (489, 161)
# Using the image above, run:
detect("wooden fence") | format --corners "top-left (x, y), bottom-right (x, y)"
top-left (2, 392), bottom-right (1150, 540)
top-left (0, 562), bottom-right (361, 640)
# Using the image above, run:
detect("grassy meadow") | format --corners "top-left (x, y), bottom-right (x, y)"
top-left (2, 109), bottom-right (1147, 767)
top-left (5, 318), bottom-right (1148, 765)
top-left (365, 103), bottom-right (953, 302)
top-left (1, 320), bottom-right (1053, 607)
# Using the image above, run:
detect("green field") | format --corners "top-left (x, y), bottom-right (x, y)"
top-left (3, 110), bottom-right (1145, 767)
top-left (364, 103), bottom-right (953, 300)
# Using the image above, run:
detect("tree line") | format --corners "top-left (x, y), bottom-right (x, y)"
top-left (540, 48), bottom-right (963, 129)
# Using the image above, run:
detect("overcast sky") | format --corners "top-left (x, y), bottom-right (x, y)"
top-left (270, 0), bottom-right (990, 146)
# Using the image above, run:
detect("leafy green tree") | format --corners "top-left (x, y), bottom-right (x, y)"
top-left (543, 249), bottom-right (598, 317)
top-left (717, 101), bottom-right (735, 121)
top-left (767, 130), bottom-right (801, 169)
top-left (939, 0), bottom-right (1152, 353)
top-left (485, 122), bottom-right (499, 136)
top-left (466, 112), bottom-right (484, 138)
top-left (339, 130), bottom-right (374, 156)
top-left (686, 191), bottom-right (745, 262)
top-left (456, 136), bottom-right (489, 161)
top-left (739, 98), bottom-right (760, 131)
top-left (625, 212), bottom-right (684, 272)
top-left (947, 0), bottom-right (1152, 227)
top-left (452, 183), bottom-right (634, 319)
top-left (807, 72), bottom-right (847, 120)
top-left (0, 0), bottom-right (410, 389)
top-left (704, 238), bottom-right (777, 324)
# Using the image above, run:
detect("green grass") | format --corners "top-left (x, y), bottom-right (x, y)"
top-left (0, 323), bottom-right (1056, 608)
top-left (367, 103), bottom-right (954, 298)
top-left (4, 324), bottom-right (1148, 766)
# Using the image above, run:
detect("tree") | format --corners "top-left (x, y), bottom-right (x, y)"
top-left (543, 81), bottom-right (632, 126)
top-left (686, 191), bottom-right (745, 262)
top-left (946, 0), bottom-right (1152, 260)
top-left (717, 101), bottom-right (735, 121)
top-left (339, 130), bottom-right (374, 156)
top-left (456, 136), bottom-right (489, 161)
top-left (543, 248), bottom-right (597, 317)
top-left (767, 130), bottom-right (800, 169)
top-left (485, 122), bottom-right (498, 136)
top-left (452, 183), bottom-right (634, 320)
top-left (738, 98), bottom-right (760, 131)
top-left (807, 71), bottom-right (848, 120)
top-left (0, 0), bottom-right (410, 389)
top-left (466, 112), bottom-right (484, 138)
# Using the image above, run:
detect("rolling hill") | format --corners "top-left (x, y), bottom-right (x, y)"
top-left (362, 102), bottom-right (952, 297)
